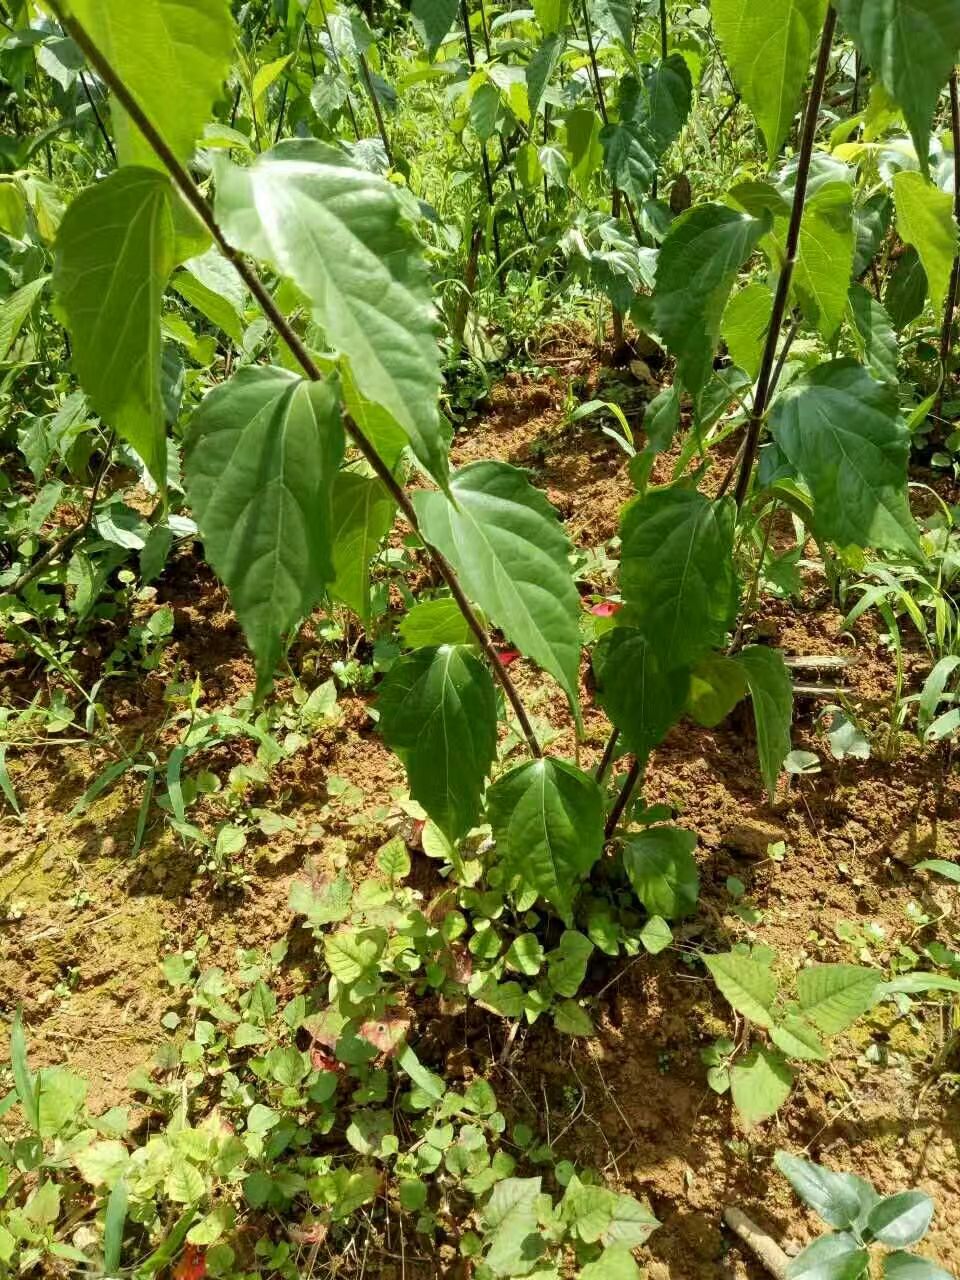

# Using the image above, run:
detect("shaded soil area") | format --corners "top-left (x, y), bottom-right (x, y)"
top-left (2, 338), bottom-right (960, 1276)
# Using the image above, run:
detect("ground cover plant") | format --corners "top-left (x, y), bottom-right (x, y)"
top-left (1, 0), bottom-right (960, 1275)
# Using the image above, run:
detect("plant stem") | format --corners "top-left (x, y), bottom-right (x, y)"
top-left (53, 1), bottom-right (542, 760)
top-left (313, 0), bottom-right (361, 142)
top-left (595, 727), bottom-right (620, 782)
top-left (459, 0), bottom-right (504, 288)
top-left (604, 758), bottom-right (641, 839)
top-left (658, 0), bottom-right (668, 60)
top-left (79, 70), bottom-right (117, 165)
top-left (357, 51), bottom-right (394, 167)
top-left (732, 5), bottom-right (837, 509)
top-left (934, 69), bottom-right (960, 429)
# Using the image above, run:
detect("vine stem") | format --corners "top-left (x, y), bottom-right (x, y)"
top-left (934, 69), bottom-right (960, 428)
top-left (604, 758), bottom-right (641, 839)
top-left (732, 5), bottom-right (837, 508)
top-left (51, 0), bottom-right (542, 760)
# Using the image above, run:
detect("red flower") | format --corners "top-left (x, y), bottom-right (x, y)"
top-left (589, 601), bottom-right (622, 618)
top-left (173, 1246), bottom-right (206, 1280)
top-left (497, 648), bottom-right (521, 666)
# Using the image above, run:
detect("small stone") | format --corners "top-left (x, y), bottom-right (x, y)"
top-left (721, 820), bottom-right (787, 859)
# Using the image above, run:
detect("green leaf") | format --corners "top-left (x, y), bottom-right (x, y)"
top-left (735, 646), bottom-right (793, 802)
top-left (411, 0), bottom-right (458, 54)
top-left (769, 359), bottom-right (920, 556)
top-left (592, 627), bottom-right (690, 760)
top-left (789, 182), bottom-right (856, 342)
top-left (399, 598), bottom-right (474, 649)
top-left (703, 950), bottom-right (777, 1027)
top-left (914, 859), bottom-right (960, 883)
top-left (324, 930), bottom-right (383, 984)
top-left (36, 1066), bottom-right (86, 1137)
top-left (553, 1000), bottom-right (595, 1036)
top-left (0, 275), bottom-right (47, 363)
top-left (414, 461), bottom-right (581, 707)
top-left (723, 280), bottom-right (773, 380)
top-left (868, 1192), bottom-right (935, 1248)
top-left (652, 204), bottom-right (770, 397)
top-left (770, 1015), bottom-right (828, 1061)
top-left (893, 171), bottom-right (959, 312)
top-left (526, 34), bottom-right (564, 118)
top-left (376, 837), bottom-right (412, 880)
top-left (884, 245), bottom-right (928, 330)
top-left (591, 0), bottom-right (632, 47)
top-left (546, 930), bottom-right (594, 998)
top-left (74, 1140), bottom-right (129, 1188)
top-left (624, 826), bottom-right (700, 920)
top-left (506, 934), bottom-right (545, 976)
top-left (11, 1011), bottom-right (38, 1131)
top-left (184, 367), bottom-right (344, 692)
top-left (833, 0), bottom-right (960, 177)
top-left (103, 1178), bottom-right (128, 1275)
top-left (884, 1252), bottom-right (955, 1279)
top-left (579, 1246), bottom-right (643, 1280)
top-left (55, 168), bottom-right (176, 486)
top-left (620, 487), bottom-right (738, 666)
top-left (711, 0), bottom-right (829, 160)
top-left (640, 916), bottom-right (672, 955)
top-left (328, 470), bottom-right (396, 622)
top-left (69, 0), bottom-right (233, 169)
top-left (165, 1156), bottom-right (205, 1204)
top-left (215, 140), bottom-right (446, 484)
top-left (534, 0), bottom-right (569, 35)
top-left (774, 1152), bottom-right (865, 1228)
top-left (487, 759), bottom-right (604, 919)
top-left (729, 1047), bottom-right (794, 1126)
top-left (566, 106), bottom-right (603, 195)
top-left (483, 1178), bottom-right (544, 1275)
top-left (173, 247), bottom-right (246, 346)
top-left (600, 57), bottom-right (692, 205)
top-left (377, 645), bottom-right (498, 840)
top-left (686, 654), bottom-right (748, 728)
top-left (796, 964), bottom-right (880, 1034)
top-left (786, 1232), bottom-right (870, 1280)
top-left (848, 283), bottom-right (898, 385)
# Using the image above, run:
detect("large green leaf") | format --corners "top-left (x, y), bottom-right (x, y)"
top-left (652, 204), bottom-right (770, 397)
top-left (184, 366), bottom-right (344, 690)
top-left (68, 0), bottom-right (233, 170)
top-left (868, 1193), bottom-right (934, 1249)
top-left (526, 34), bottom-right (564, 119)
top-left (848, 283), bottom-right (898, 384)
top-left (712, 0), bottom-right (829, 161)
top-left (735, 646), bottom-right (793, 802)
top-left (704, 950), bottom-right (777, 1027)
top-left (0, 275), bottom-right (47, 362)
top-left (592, 627), bottom-right (689, 760)
top-left (410, 0), bottom-right (458, 57)
top-left (729, 1047), bottom-right (794, 1126)
top-left (601, 58), bottom-right (692, 204)
top-left (796, 964), bottom-right (880, 1034)
top-left (773, 1153), bottom-right (865, 1229)
top-left (414, 461), bottom-right (581, 707)
top-left (54, 168), bottom-right (175, 486)
top-left (722, 280), bottom-right (773, 379)
top-left (377, 645), bottom-right (497, 840)
top-left (893, 170), bottom-right (959, 313)
top-left (215, 141), bottom-right (446, 484)
top-left (620, 487), bottom-right (738, 666)
top-left (884, 245), bottom-right (928, 330)
top-left (172, 246), bottom-right (247, 346)
top-left (328, 471), bottom-right (396, 622)
top-left (786, 1233), bottom-right (870, 1279)
top-left (487, 759), bottom-right (605, 919)
top-left (790, 182), bottom-right (856, 341)
top-left (624, 826), bottom-right (700, 919)
top-left (884, 1252), bottom-right (954, 1279)
top-left (769, 359), bottom-right (920, 555)
top-left (833, 0), bottom-right (960, 176)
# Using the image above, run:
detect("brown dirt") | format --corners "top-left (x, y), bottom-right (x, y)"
top-left (2, 339), bottom-right (960, 1276)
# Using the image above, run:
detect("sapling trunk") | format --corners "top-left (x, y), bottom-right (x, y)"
top-left (459, 0), bottom-right (504, 290)
top-left (733, 5), bottom-right (838, 508)
top-left (934, 69), bottom-right (960, 429)
top-left (47, 0), bottom-right (543, 760)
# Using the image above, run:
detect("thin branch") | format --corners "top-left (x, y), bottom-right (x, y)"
top-left (51, 0), bottom-right (542, 759)
top-left (594, 728), bottom-right (620, 782)
top-left (733, 6), bottom-right (837, 508)
top-left (604, 758), bottom-right (641, 839)
top-left (79, 70), bottom-right (117, 165)
top-left (934, 68), bottom-right (960, 428)
top-left (357, 50), bottom-right (394, 168)
top-left (460, 0), bottom-right (503, 285)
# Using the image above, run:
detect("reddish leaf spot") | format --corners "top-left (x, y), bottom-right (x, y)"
top-left (173, 1245), bottom-right (206, 1280)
